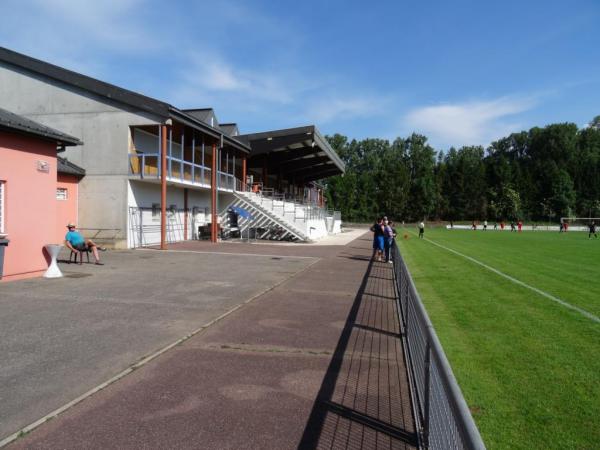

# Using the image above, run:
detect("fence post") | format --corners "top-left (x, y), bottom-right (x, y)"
top-left (423, 341), bottom-right (431, 449)
top-left (138, 207), bottom-right (143, 247)
top-left (405, 273), bottom-right (410, 325)
top-left (403, 274), bottom-right (409, 336)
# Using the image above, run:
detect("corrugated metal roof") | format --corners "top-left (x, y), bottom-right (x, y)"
top-left (0, 107), bottom-right (82, 146)
top-left (0, 46), bottom-right (171, 118)
top-left (183, 108), bottom-right (218, 127)
top-left (57, 156), bottom-right (86, 177)
top-left (220, 123), bottom-right (240, 137)
top-left (239, 125), bottom-right (345, 175)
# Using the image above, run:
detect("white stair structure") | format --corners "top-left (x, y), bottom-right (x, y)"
top-left (221, 187), bottom-right (340, 241)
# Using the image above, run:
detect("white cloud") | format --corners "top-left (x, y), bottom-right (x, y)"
top-left (170, 50), bottom-right (309, 110)
top-left (170, 50), bottom-right (390, 129)
top-left (403, 96), bottom-right (538, 148)
top-left (1, 0), bottom-right (158, 57)
top-left (306, 96), bottom-right (388, 124)
top-left (0, 0), bottom-right (392, 134)
top-left (203, 62), bottom-right (249, 91)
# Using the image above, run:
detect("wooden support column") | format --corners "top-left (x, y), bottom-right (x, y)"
top-left (160, 124), bottom-right (168, 249)
top-left (183, 188), bottom-right (189, 240)
top-left (211, 142), bottom-right (218, 243)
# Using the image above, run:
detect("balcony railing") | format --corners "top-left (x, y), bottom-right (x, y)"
top-left (129, 153), bottom-right (238, 190)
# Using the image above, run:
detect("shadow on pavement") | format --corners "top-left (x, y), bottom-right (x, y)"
top-left (298, 260), bottom-right (418, 450)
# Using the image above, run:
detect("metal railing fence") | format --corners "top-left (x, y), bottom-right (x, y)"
top-left (391, 242), bottom-right (486, 450)
top-left (237, 182), bottom-right (335, 224)
top-left (128, 153), bottom-right (213, 187)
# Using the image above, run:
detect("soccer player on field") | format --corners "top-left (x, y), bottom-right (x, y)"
top-left (589, 221), bottom-right (598, 239)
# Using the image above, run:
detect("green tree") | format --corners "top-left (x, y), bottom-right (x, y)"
top-left (404, 134), bottom-right (437, 220)
top-left (549, 169), bottom-right (576, 218)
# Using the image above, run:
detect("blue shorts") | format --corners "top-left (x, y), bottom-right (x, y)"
top-left (372, 236), bottom-right (385, 251)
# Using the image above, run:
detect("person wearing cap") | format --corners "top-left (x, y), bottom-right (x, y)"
top-left (65, 223), bottom-right (106, 265)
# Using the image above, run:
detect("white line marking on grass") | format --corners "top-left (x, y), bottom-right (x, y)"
top-left (422, 237), bottom-right (600, 324)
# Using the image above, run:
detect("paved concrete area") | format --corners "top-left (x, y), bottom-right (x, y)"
top-left (4, 234), bottom-right (416, 449)
top-left (0, 248), bottom-right (315, 442)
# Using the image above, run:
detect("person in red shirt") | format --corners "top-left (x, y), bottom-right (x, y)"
top-left (517, 220), bottom-right (523, 232)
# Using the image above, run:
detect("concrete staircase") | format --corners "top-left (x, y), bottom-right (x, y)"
top-left (223, 190), bottom-right (311, 241)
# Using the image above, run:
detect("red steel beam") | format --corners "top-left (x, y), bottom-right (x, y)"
top-left (211, 143), bottom-right (218, 242)
top-left (160, 124), bottom-right (168, 250)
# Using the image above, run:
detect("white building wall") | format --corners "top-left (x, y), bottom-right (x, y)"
top-left (127, 180), bottom-right (224, 247)
top-left (307, 219), bottom-right (328, 240)
top-left (333, 219), bottom-right (342, 234)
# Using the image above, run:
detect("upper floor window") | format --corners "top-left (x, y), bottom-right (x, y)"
top-left (56, 188), bottom-right (68, 201)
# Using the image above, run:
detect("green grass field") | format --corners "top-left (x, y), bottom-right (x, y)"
top-left (397, 227), bottom-right (599, 450)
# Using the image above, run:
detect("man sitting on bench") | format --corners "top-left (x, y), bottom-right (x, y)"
top-left (65, 223), bottom-right (105, 265)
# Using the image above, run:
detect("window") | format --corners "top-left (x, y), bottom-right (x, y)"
top-left (56, 188), bottom-right (68, 200)
top-left (0, 181), bottom-right (5, 234)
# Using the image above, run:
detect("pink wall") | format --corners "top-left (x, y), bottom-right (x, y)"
top-left (0, 131), bottom-right (58, 281)
top-left (56, 174), bottom-right (79, 242)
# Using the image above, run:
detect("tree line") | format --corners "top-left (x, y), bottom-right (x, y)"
top-left (324, 117), bottom-right (600, 223)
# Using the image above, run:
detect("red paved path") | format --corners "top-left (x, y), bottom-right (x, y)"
top-left (10, 234), bottom-right (416, 449)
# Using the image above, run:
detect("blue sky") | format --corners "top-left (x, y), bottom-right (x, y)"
top-left (1, 0), bottom-right (599, 149)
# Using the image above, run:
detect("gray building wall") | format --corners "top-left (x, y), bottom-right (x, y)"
top-left (0, 63), bottom-right (163, 248)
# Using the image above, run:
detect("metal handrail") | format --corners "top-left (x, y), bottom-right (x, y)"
top-left (129, 153), bottom-right (216, 186)
top-left (235, 182), bottom-right (333, 224)
top-left (392, 242), bottom-right (486, 450)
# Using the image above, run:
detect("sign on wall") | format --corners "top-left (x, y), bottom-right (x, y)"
top-left (37, 160), bottom-right (50, 173)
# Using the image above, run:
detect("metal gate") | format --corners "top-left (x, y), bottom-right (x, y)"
top-left (128, 206), bottom-right (191, 248)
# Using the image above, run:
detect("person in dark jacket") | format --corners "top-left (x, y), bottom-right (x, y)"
top-left (370, 217), bottom-right (385, 261)
top-left (589, 221), bottom-right (598, 239)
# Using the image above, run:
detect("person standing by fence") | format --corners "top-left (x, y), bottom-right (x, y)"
top-left (383, 219), bottom-right (395, 263)
top-left (370, 217), bottom-right (385, 262)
